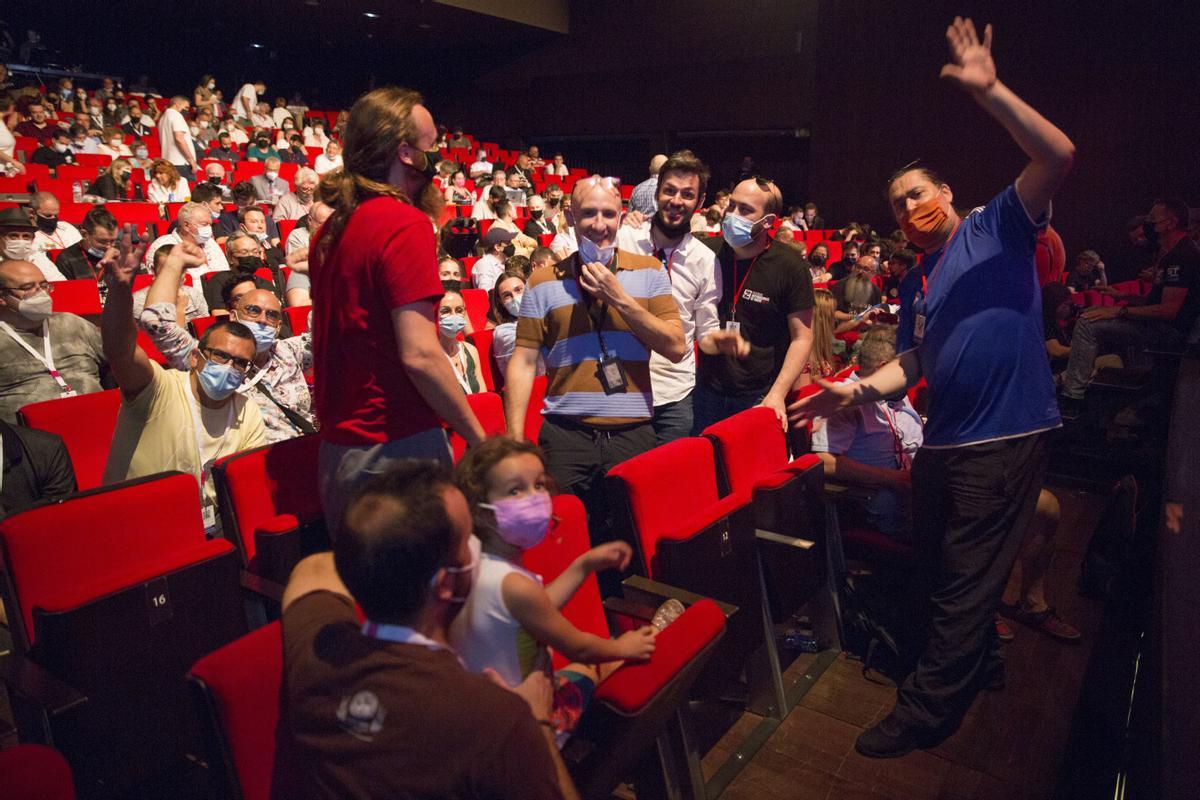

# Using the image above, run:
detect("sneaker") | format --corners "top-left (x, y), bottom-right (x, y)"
top-left (1000, 603), bottom-right (1082, 644)
top-left (994, 615), bottom-right (1015, 643)
top-left (854, 714), bottom-right (926, 758)
top-left (650, 598), bottom-right (686, 632)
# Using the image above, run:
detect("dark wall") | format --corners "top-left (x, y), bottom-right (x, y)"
top-left (807, 1), bottom-right (1200, 279)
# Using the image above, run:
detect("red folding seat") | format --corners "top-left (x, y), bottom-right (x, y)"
top-left (523, 374), bottom-right (548, 442)
top-left (702, 407), bottom-right (843, 645)
top-left (277, 218), bottom-right (298, 242)
top-left (18, 388), bottom-right (122, 490)
top-left (0, 472), bottom-right (246, 796)
top-left (284, 304), bottom-right (311, 335)
top-left (234, 161), bottom-right (265, 183)
top-left (138, 328), bottom-right (170, 365)
top-left (54, 165), bottom-right (98, 185)
top-left (461, 255), bottom-right (480, 282)
top-left (0, 174), bottom-right (32, 193)
top-left (188, 622), bottom-right (295, 800)
top-left (460, 286), bottom-right (489, 331)
top-left (21, 162), bottom-right (51, 185)
top-left (477, 218), bottom-right (495, 239)
top-left (107, 200), bottom-right (165, 231)
top-left (538, 233), bottom-right (554, 248)
top-left (191, 314), bottom-right (219, 338)
top-left (0, 744), bottom-right (78, 800)
top-left (212, 434), bottom-right (324, 587)
top-left (14, 135), bottom-right (39, 158)
top-left (467, 327), bottom-right (500, 391)
top-left (48, 279), bottom-right (101, 317)
top-left (448, 391), bottom-right (506, 462)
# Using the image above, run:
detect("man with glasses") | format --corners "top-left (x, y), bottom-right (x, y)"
top-left (692, 175), bottom-right (815, 433)
top-left (0, 256), bottom-right (106, 423)
top-left (145, 202), bottom-right (230, 279)
top-left (141, 241), bottom-right (314, 444)
top-left (55, 207), bottom-right (118, 286)
top-left (102, 230), bottom-right (266, 532)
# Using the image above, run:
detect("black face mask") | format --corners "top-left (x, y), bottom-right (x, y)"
top-left (1142, 221), bottom-right (1160, 245)
top-left (256, 139), bottom-right (269, 148)
top-left (406, 149), bottom-right (440, 183)
top-left (235, 255), bottom-right (266, 273)
top-left (502, 244), bottom-right (516, 258)
top-left (35, 215), bottom-right (58, 234)
top-left (208, 176), bottom-right (222, 186)
top-left (530, 210), bottom-right (543, 219)
top-left (809, 252), bottom-right (827, 267)
top-left (844, 253), bottom-right (858, 264)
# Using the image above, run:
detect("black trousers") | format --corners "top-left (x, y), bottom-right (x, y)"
top-left (893, 432), bottom-right (1049, 734)
top-left (539, 415), bottom-right (655, 590)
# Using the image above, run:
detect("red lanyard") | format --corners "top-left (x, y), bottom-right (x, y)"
top-left (919, 220), bottom-right (962, 297)
top-left (731, 244), bottom-right (769, 314)
top-left (881, 403), bottom-right (911, 470)
top-left (653, 246), bottom-right (677, 278)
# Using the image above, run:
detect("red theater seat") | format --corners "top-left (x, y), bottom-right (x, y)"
top-left (18, 389), bottom-right (122, 491)
top-left (284, 304), bottom-right (311, 335)
top-left (0, 744), bottom-right (78, 800)
top-left (467, 327), bottom-right (498, 391)
top-left (523, 374), bottom-right (548, 442)
top-left (448, 391), bottom-right (506, 462)
top-left (213, 434), bottom-right (324, 585)
top-left (0, 473), bottom-right (246, 796)
top-left (461, 287), bottom-right (489, 332)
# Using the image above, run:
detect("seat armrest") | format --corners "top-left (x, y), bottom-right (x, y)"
top-left (755, 529), bottom-right (815, 549)
top-left (616, 575), bottom-right (738, 619)
top-left (824, 480), bottom-right (878, 505)
top-left (239, 569), bottom-right (284, 603)
top-left (0, 652), bottom-right (88, 717)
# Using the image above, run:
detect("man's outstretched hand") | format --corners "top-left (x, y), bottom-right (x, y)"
top-left (99, 224), bottom-right (147, 288)
top-left (940, 16), bottom-right (997, 94)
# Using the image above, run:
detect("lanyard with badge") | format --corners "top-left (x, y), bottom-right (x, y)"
top-left (880, 402), bottom-right (912, 471)
top-left (0, 320), bottom-right (78, 398)
top-left (726, 244), bottom-right (769, 337)
top-left (912, 222), bottom-right (961, 344)
top-left (576, 254), bottom-right (629, 395)
top-left (187, 389), bottom-right (235, 532)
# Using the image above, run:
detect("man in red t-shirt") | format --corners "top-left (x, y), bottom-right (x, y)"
top-left (311, 87), bottom-right (485, 535)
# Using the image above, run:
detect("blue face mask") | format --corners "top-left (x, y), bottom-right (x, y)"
top-left (439, 314), bottom-right (468, 338)
top-left (244, 321), bottom-right (277, 353)
top-left (196, 359), bottom-right (244, 401)
top-left (722, 213), bottom-right (757, 249)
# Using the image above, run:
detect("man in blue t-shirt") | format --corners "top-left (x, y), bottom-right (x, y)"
top-left (790, 16), bottom-right (1076, 757)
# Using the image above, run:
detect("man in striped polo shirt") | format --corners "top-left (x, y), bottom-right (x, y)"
top-left (505, 175), bottom-right (685, 556)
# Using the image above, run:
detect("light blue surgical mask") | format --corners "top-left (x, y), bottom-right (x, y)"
top-left (196, 359), bottom-right (244, 401)
top-left (245, 321), bottom-right (277, 353)
top-left (439, 314), bottom-right (467, 337)
top-left (722, 213), bottom-right (757, 249)
top-left (578, 235), bottom-right (615, 266)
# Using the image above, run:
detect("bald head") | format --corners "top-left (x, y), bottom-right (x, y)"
top-left (648, 154), bottom-right (668, 177)
top-left (571, 175), bottom-right (622, 207)
top-left (731, 178), bottom-right (782, 217)
top-left (0, 259), bottom-right (44, 287)
top-left (309, 201), bottom-right (333, 226)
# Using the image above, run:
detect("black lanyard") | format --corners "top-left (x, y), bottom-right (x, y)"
top-left (575, 254), bottom-right (616, 356)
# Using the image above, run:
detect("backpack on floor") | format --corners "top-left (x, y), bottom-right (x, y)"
top-left (840, 568), bottom-right (926, 685)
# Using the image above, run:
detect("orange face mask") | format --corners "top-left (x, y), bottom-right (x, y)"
top-left (901, 196), bottom-right (950, 251)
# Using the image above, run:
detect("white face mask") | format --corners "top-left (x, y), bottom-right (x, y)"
top-left (189, 126), bottom-right (199, 136)
top-left (3, 238), bottom-right (35, 260)
top-left (194, 224), bottom-right (213, 245)
top-left (578, 234), bottom-right (615, 266)
top-left (503, 295), bottom-right (523, 317)
top-left (207, 81), bottom-right (215, 90)
top-left (14, 290), bottom-right (53, 322)
top-left (53, 143), bottom-right (69, 153)
top-left (264, 171), bottom-right (278, 182)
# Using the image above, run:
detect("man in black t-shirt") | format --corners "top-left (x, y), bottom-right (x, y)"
top-left (1061, 198), bottom-right (1200, 402)
top-left (30, 129), bottom-right (75, 172)
top-left (281, 462), bottom-right (574, 800)
top-left (692, 177), bottom-right (815, 433)
top-left (827, 240), bottom-right (860, 282)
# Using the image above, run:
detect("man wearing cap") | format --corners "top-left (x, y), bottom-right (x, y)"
top-left (0, 253), bottom-right (106, 423)
top-left (473, 227), bottom-right (517, 291)
top-left (1, 208), bottom-right (66, 282)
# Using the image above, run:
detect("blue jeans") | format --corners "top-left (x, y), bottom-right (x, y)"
top-left (1060, 316), bottom-right (1179, 399)
top-left (690, 383), bottom-right (763, 436)
top-left (652, 391), bottom-right (694, 445)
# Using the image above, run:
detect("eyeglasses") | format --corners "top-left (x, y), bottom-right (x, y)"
top-left (202, 346), bottom-right (252, 372)
top-left (1, 281), bottom-right (54, 297)
top-left (239, 303), bottom-right (282, 323)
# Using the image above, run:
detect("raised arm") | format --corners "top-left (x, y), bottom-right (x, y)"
top-left (100, 225), bottom-right (154, 399)
top-left (788, 349), bottom-right (923, 428)
top-left (940, 17), bottom-right (1074, 222)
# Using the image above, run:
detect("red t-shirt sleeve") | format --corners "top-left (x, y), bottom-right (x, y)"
top-left (374, 213), bottom-right (442, 311)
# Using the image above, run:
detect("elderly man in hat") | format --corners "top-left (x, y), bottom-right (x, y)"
top-left (1, 207), bottom-right (65, 281)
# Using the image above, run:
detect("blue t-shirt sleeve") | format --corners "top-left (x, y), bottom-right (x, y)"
top-left (971, 185), bottom-right (1047, 256)
top-left (810, 408), bottom-right (859, 455)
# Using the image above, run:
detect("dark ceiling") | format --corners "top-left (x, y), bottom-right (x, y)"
top-left (1, 0), bottom-right (564, 108)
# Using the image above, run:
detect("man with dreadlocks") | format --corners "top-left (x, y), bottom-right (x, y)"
top-left (310, 87), bottom-right (485, 537)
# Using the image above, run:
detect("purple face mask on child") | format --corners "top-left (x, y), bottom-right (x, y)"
top-left (481, 493), bottom-right (553, 549)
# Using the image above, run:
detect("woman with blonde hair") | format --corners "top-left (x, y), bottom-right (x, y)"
top-left (309, 86), bottom-right (484, 532)
top-left (146, 159), bottom-right (190, 202)
top-left (91, 157), bottom-right (135, 201)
